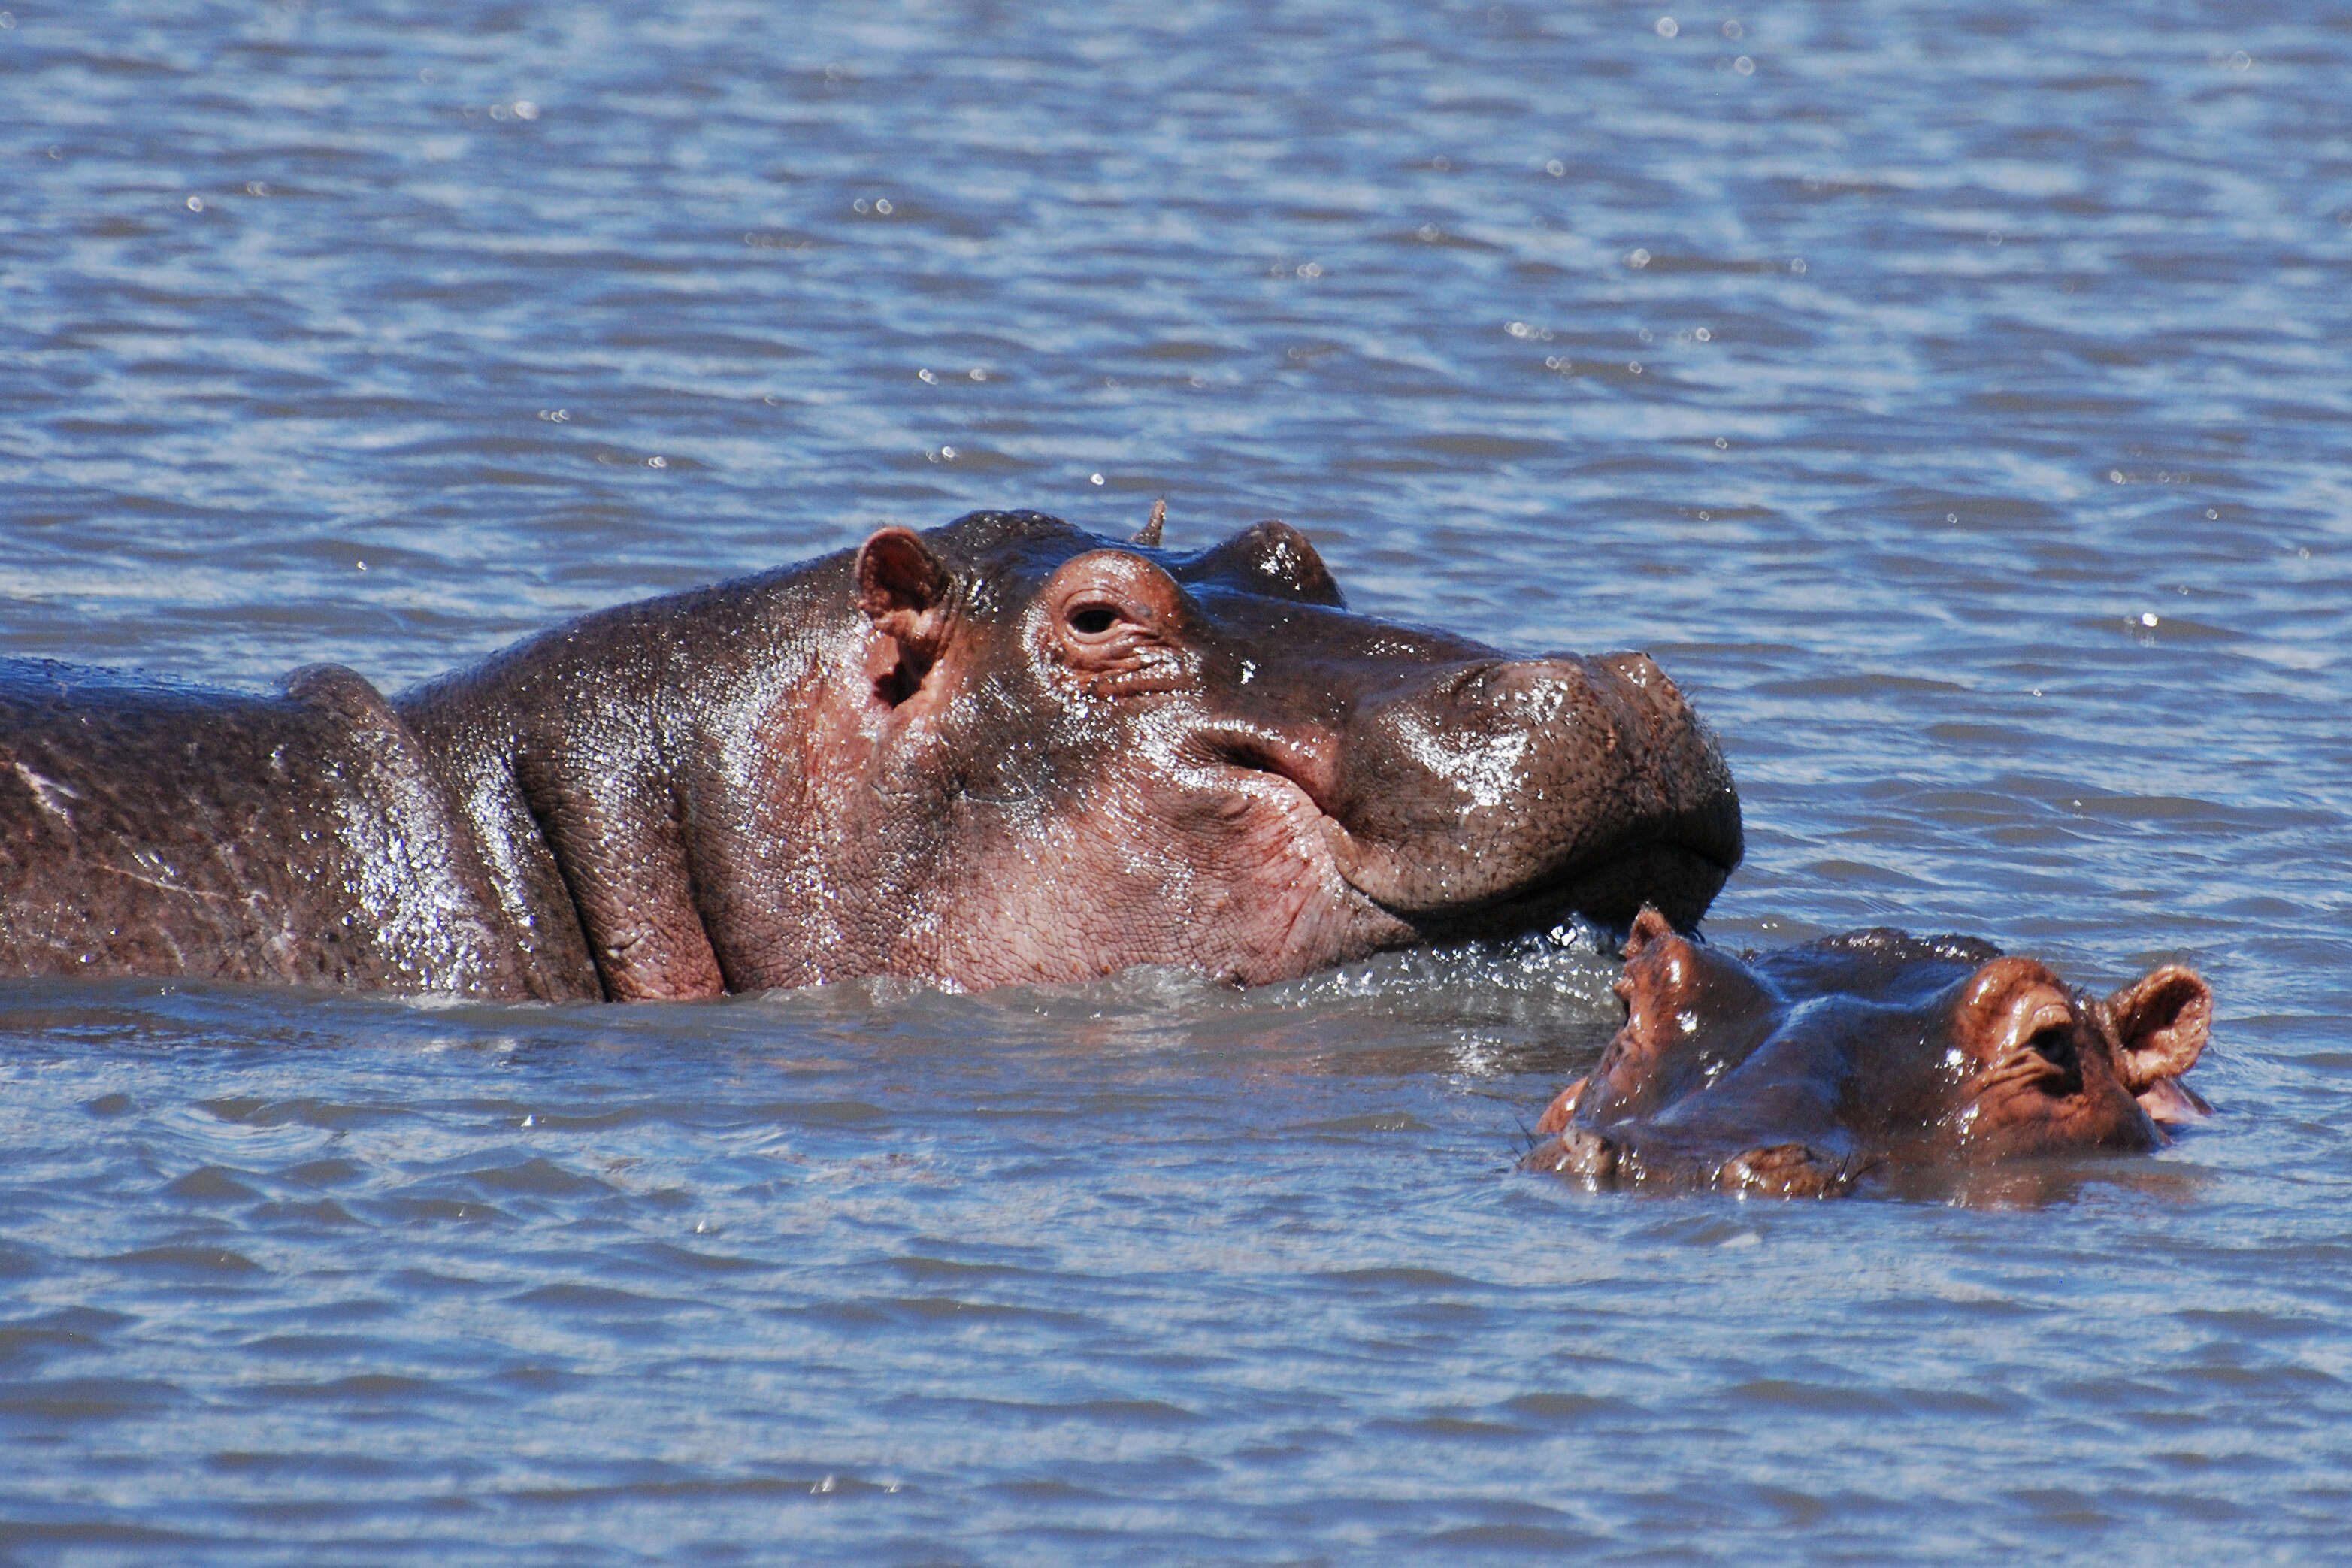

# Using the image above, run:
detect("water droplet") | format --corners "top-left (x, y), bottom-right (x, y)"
top-left (1626, 247), bottom-right (1651, 268)
top-left (1627, 360), bottom-right (1643, 374)
top-left (967, 367), bottom-right (986, 381)
top-left (1089, 472), bottom-right (1105, 486)
top-left (513, 99), bottom-right (539, 120)
top-left (1789, 256), bottom-right (1806, 274)
top-left (875, 198), bottom-right (893, 214)
top-left (852, 198), bottom-right (869, 213)
top-left (647, 455), bottom-right (667, 468)
top-left (1655, 16), bottom-right (1679, 38)
top-left (1506, 321), bottom-right (1530, 338)
top-left (917, 368), bottom-right (936, 383)
top-left (2206, 509), bottom-right (2219, 520)
top-left (1545, 159), bottom-right (1566, 177)
top-left (2139, 612), bottom-right (2160, 628)
top-left (186, 195), bottom-right (204, 212)
top-left (355, 560), bottom-right (368, 571)
top-left (940, 445), bottom-right (957, 460)
top-left (1722, 19), bottom-right (1743, 39)
top-left (245, 180), bottom-right (267, 196)
top-left (1694, 326), bottom-right (1711, 341)
top-left (2109, 469), bottom-right (2126, 483)
top-left (1733, 54), bottom-right (1754, 74)
top-left (1295, 260), bottom-right (1321, 278)
top-left (1418, 222), bottom-right (1441, 241)
top-left (1714, 437), bottom-right (1727, 448)
top-left (1946, 513), bottom-right (1957, 523)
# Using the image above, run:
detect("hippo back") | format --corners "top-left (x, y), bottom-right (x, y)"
top-left (0, 659), bottom-right (561, 996)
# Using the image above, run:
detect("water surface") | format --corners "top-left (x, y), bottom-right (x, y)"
top-left (5, 2), bottom-right (2351, 1561)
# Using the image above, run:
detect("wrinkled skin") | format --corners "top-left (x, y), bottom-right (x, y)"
top-left (1521, 907), bottom-right (2214, 1198)
top-left (0, 510), bottom-right (1742, 1000)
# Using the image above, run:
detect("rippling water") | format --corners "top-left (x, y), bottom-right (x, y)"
top-left (5, 1), bottom-right (2352, 1560)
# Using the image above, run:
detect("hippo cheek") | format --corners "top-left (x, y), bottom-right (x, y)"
top-left (921, 754), bottom-right (1415, 988)
top-left (1951, 1077), bottom-right (2165, 1164)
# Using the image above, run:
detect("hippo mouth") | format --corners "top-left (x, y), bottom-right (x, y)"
top-left (1204, 730), bottom-right (1742, 937)
top-left (1330, 819), bottom-right (1742, 937)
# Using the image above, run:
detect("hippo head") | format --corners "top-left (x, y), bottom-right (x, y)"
top-left (800, 509), bottom-right (1742, 990)
top-left (1523, 909), bottom-right (2213, 1197)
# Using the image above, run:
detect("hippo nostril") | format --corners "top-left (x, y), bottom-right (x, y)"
top-left (1600, 651), bottom-right (1689, 715)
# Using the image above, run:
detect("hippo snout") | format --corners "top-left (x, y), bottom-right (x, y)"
top-left (1319, 651), bottom-right (1741, 932)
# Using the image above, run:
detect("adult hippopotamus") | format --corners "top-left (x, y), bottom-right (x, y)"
top-left (1521, 907), bottom-right (2212, 1197)
top-left (0, 509), bottom-right (1742, 1001)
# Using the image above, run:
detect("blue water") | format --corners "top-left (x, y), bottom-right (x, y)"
top-left (5, 2), bottom-right (2352, 1560)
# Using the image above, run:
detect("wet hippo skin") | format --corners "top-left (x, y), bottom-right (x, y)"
top-left (0, 510), bottom-right (1742, 1001)
top-left (1523, 907), bottom-right (2213, 1198)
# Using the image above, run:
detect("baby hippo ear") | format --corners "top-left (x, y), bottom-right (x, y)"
top-left (2107, 965), bottom-right (2212, 1093)
top-left (855, 528), bottom-right (955, 657)
top-left (1621, 904), bottom-right (1678, 961)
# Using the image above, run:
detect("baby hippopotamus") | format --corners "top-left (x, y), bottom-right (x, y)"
top-left (1522, 908), bottom-right (2214, 1198)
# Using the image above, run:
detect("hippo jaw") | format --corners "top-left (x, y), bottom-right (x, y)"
top-left (1321, 808), bottom-right (1742, 938)
top-left (1200, 654), bottom-right (1744, 939)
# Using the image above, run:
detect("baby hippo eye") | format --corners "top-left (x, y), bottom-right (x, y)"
top-left (2025, 1024), bottom-right (2077, 1072)
top-left (1067, 603), bottom-right (1122, 636)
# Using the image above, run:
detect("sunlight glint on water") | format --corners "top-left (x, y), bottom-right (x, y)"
top-left (3, 2), bottom-right (2351, 1562)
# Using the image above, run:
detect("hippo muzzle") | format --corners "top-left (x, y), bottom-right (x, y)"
top-left (1318, 652), bottom-right (1742, 933)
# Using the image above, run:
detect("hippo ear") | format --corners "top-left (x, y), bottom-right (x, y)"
top-left (855, 528), bottom-right (955, 656)
top-left (1621, 905), bottom-right (1678, 961)
top-left (1180, 520), bottom-right (1345, 607)
top-left (1132, 498), bottom-right (1166, 548)
top-left (2108, 965), bottom-right (2212, 1093)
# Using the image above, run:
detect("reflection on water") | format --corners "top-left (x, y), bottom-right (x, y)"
top-left (5, 0), bottom-right (2352, 1561)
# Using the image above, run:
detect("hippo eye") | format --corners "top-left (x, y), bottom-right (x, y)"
top-left (1067, 601), bottom-right (1138, 639)
top-left (2025, 1025), bottom-right (2077, 1071)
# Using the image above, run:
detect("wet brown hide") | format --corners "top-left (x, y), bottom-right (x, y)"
top-left (2, 510), bottom-right (1742, 1000)
top-left (1522, 907), bottom-right (2214, 1198)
